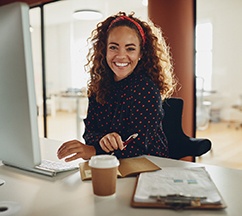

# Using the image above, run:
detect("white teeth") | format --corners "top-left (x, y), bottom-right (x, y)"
top-left (115, 62), bottom-right (128, 67)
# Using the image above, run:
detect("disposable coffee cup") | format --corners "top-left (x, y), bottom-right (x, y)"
top-left (89, 155), bottom-right (120, 196)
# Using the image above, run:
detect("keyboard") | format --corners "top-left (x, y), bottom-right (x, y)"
top-left (35, 159), bottom-right (79, 175)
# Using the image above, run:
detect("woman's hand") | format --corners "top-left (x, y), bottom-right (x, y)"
top-left (57, 140), bottom-right (96, 162)
top-left (99, 132), bottom-right (124, 153)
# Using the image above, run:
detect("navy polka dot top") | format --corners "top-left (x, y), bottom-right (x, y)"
top-left (83, 72), bottom-right (169, 159)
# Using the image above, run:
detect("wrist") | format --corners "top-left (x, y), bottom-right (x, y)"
top-left (84, 145), bottom-right (96, 160)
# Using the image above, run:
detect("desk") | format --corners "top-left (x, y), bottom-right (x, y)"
top-left (0, 139), bottom-right (242, 216)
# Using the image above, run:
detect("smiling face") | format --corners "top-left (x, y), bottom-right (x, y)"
top-left (106, 26), bottom-right (142, 81)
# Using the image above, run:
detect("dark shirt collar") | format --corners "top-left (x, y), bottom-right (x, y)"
top-left (113, 72), bottom-right (138, 89)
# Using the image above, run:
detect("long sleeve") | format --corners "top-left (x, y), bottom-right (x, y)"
top-left (83, 97), bottom-right (107, 155)
top-left (127, 76), bottom-right (169, 157)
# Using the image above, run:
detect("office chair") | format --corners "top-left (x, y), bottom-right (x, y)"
top-left (162, 97), bottom-right (212, 162)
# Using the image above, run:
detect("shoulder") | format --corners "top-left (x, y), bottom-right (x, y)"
top-left (88, 95), bottom-right (102, 108)
top-left (130, 73), bottom-right (160, 96)
top-left (129, 73), bottom-right (163, 110)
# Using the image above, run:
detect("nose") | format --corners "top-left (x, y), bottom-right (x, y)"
top-left (116, 48), bottom-right (126, 59)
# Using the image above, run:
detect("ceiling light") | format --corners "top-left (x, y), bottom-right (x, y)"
top-left (73, 10), bottom-right (103, 20)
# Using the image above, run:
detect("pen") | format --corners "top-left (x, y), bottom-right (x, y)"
top-left (111, 133), bottom-right (138, 155)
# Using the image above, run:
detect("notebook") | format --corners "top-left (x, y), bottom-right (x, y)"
top-left (79, 157), bottom-right (161, 180)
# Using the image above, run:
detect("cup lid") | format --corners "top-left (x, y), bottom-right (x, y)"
top-left (88, 155), bottom-right (120, 168)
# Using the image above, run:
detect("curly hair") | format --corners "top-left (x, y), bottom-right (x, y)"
top-left (85, 11), bottom-right (177, 104)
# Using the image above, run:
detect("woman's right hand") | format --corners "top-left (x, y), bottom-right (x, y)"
top-left (57, 140), bottom-right (96, 162)
top-left (99, 132), bottom-right (124, 153)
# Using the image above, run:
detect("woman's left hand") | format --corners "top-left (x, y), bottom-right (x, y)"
top-left (99, 132), bottom-right (124, 153)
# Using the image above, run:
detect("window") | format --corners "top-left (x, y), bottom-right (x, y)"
top-left (195, 22), bottom-right (213, 91)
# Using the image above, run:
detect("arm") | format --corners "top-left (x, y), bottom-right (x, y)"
top-left (57, 96), bottom-right (108, 162)
top-left (127, 77), bottom-right (168, 157)
top-left (83, 96), bottom-right (123, 154)
top-left (82, 96), bottom-right (106, 154)
top-left (57, 96), bottom-right (125, 162)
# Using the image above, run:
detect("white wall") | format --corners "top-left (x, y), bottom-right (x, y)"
top-left (197, 0), bottom-right (242, 121)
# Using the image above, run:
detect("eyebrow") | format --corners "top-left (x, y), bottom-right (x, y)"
top-left (108, 42), bottom-right (137, 47)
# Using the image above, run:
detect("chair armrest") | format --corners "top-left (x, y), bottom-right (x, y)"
top-left (186, 137), bottom-right (212, 157)
top-left (169, 136), bottom-right (212, 160)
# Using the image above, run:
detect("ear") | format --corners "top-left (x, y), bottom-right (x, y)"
top-left (139, 53), bottom-right (143, 61)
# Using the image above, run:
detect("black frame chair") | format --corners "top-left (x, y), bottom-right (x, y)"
top-left (162, 97), bottom-right (212, 161)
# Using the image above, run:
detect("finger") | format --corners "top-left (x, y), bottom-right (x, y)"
top-left (107, 132), bottom-right (124, 150)
top-left (99, 139), bottom-right (112, 152)
top-left (100, 133), bottom-right (124, 152)
top-left (112, 134), bottom-right (124, 150)
top-left (57, 140), bottom-right (83, 159)
top-left (100, 135), bottom-right (119, 152)
top-left (59, 146), bottom-right (82, 159)
top-left (106, 134), bottom-right (121, 151)
top-left (64, 152), bottom-right (83, 162)
top-left (57, 140), bottom-right (77, 154)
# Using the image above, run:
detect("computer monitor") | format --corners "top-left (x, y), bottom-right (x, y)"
top-left (0, 2), bottom-right (41, 170)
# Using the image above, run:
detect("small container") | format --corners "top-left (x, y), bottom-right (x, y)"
top-left (88, 155), bottom-right (120, 196)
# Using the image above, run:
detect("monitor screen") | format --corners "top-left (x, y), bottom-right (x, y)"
top-left (0, 2), bottom-right (41, 169)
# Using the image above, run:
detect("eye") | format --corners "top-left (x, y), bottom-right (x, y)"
top-left (108, 45), bottom-right (118, 50)
top-left (127, 47), bottom-right (136, 51)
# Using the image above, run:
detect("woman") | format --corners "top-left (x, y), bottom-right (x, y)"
top-left (57, 12), bottom-right (177, 162)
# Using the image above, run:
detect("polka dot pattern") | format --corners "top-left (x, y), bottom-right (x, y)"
top-left (83, 72), bottom-right (169, 158)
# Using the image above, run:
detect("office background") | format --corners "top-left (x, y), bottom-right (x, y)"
top-left (27, 0), bottom-right (242, 132)
top-left (0, 0), bottom-right (241, 169)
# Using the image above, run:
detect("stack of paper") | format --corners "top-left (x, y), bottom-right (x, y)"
top-left (132, 167), bottom-right (226, 209)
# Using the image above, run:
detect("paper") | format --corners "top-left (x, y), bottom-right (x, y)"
top-left (134, 167), bottom-right (222, 204)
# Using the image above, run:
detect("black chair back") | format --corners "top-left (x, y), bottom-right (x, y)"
top-left (162, 98), bottom-right (211, 160)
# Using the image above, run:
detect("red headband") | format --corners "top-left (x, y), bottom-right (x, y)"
top-left (108, 15), bottom-right (146, 46)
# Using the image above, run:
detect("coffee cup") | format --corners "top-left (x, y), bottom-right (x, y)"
top-left (88, 155), bottom-right (120, 196)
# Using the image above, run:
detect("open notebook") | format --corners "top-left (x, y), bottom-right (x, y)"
top-left (79, 157), bottom-right (161, 181)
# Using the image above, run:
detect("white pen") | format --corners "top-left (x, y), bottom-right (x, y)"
top-left (111, 133), bottom-right (139, 155)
